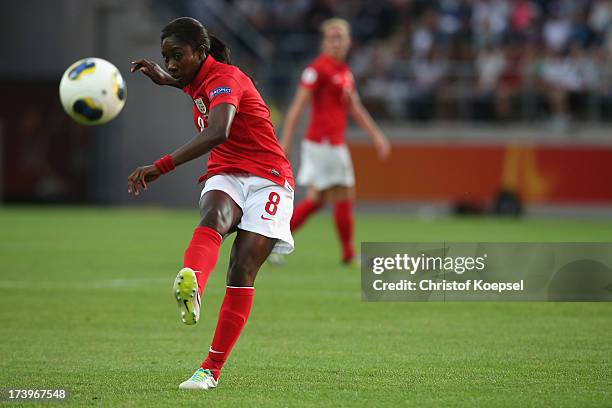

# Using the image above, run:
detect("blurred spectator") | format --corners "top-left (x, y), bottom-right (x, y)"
top-left (497, 43), bottom-right (527, 119)
top-left (477, 44), bottom-right (506, 93)
top-left (539, 43), bottom-right (601, 131)
top-left (473, 43), bottom-right (506, 120)
top-left (437, 0), bottom-right (471, 40)
top-left (408, 46), bottom-right (449, 120)
top-left (594, 46), bottom-right (612, 118)
top-left (589, 0), bottom-right (612, 37)
top-left (412, 8), bottom-right (440, 58)
top-left (543, 3), bottom-right (572, 51)
top-left (509, 0), bottom-right (539, 40)
top-left (472, 0), bottom-right (511, 48)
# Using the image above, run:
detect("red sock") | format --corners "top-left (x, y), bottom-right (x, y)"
top-left (333, 199), bottom-right (355, 262)
top-left (183, 226), bottom-right (222, 296)
top-left (201, 286), bottom-right (254, 380)
top-left (290, 199), bottom-right (322, 231)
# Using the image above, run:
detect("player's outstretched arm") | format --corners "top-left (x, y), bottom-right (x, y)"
top-left (130, 58), bottom-right (182, 88)
top-left (348, 90), bottom-right (391, 159)
top-left (127, 104), bottom-right (236, 196)
top-left (170, 103), bottom-right (236, 165)
top-left (280, 87), bottom-right (312, 154)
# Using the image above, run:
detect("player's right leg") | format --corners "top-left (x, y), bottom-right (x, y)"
top-left (174, 189), bottom-right (242, 325)
top-left (326, 185), bottom-right (357, 264)
top-left (290, 186), bottom-right (323, 231)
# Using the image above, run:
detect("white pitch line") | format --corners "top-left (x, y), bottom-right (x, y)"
top-left (0, 277), bottom-right (171, 290)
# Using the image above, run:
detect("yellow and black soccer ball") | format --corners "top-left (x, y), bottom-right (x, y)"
top-left (59, 57), bottom-right (126, 125)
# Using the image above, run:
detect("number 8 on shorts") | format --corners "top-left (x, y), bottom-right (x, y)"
top-left (265, 192), bottom-right (280, 216)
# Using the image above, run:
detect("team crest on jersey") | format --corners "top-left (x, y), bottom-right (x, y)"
top-left (194, 98), bottom-right (207, 114)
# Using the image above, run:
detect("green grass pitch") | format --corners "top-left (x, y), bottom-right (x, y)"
top-left (1, 207), bottom-right (611, 407)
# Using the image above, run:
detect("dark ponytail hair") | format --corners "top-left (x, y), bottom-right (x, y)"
top-left (209, 35), bottom-right (231, 64)
top-left (161, 17), bottom-right (231, 64)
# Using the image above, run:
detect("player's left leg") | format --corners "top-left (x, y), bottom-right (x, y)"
top-left (321, 143), bottom-right (356, 264)
top-left (200, 230), bottom-right (275, 384)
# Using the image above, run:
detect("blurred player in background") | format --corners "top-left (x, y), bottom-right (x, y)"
top-left (127, 17), bottom-right (294, 390)
top-left (278, 18), bottom-right (390, 264)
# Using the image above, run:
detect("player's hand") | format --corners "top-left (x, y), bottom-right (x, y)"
top-left (127, 165), bottom-right (161, 196)
top-left (374, 136), bottom-right (391, 160)
top-left (130, 59), bottom-right (179, 87)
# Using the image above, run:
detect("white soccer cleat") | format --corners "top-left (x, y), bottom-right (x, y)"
top-left (172, 267), bottom-right (201, 325)
top-left (179, 368), bottom-right (218, 390)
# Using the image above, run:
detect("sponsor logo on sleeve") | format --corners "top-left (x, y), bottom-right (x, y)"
top-left (209, 86), bottom-right (232, 99)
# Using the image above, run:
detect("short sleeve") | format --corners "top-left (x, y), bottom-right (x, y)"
top-left (205, 75), bottom-right (243, 111)
top-left (299, 66), bottom-right (320, 89)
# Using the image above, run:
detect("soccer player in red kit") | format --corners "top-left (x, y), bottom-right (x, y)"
top-left (127, 17), bottom-right (294, 390)
top-left (279, 18), bottom-right (390, 264)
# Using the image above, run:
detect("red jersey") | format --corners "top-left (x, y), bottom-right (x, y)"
top-left (183, 55), bottom-right (294, 188)
top-left (300, 54), bottom-right (355, 145)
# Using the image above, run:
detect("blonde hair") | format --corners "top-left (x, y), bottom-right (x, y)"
top-left (321, 18), bottom-right (351, 37)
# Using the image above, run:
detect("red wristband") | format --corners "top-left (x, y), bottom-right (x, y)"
top-left (154, 154), bottom-right (176, 174)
